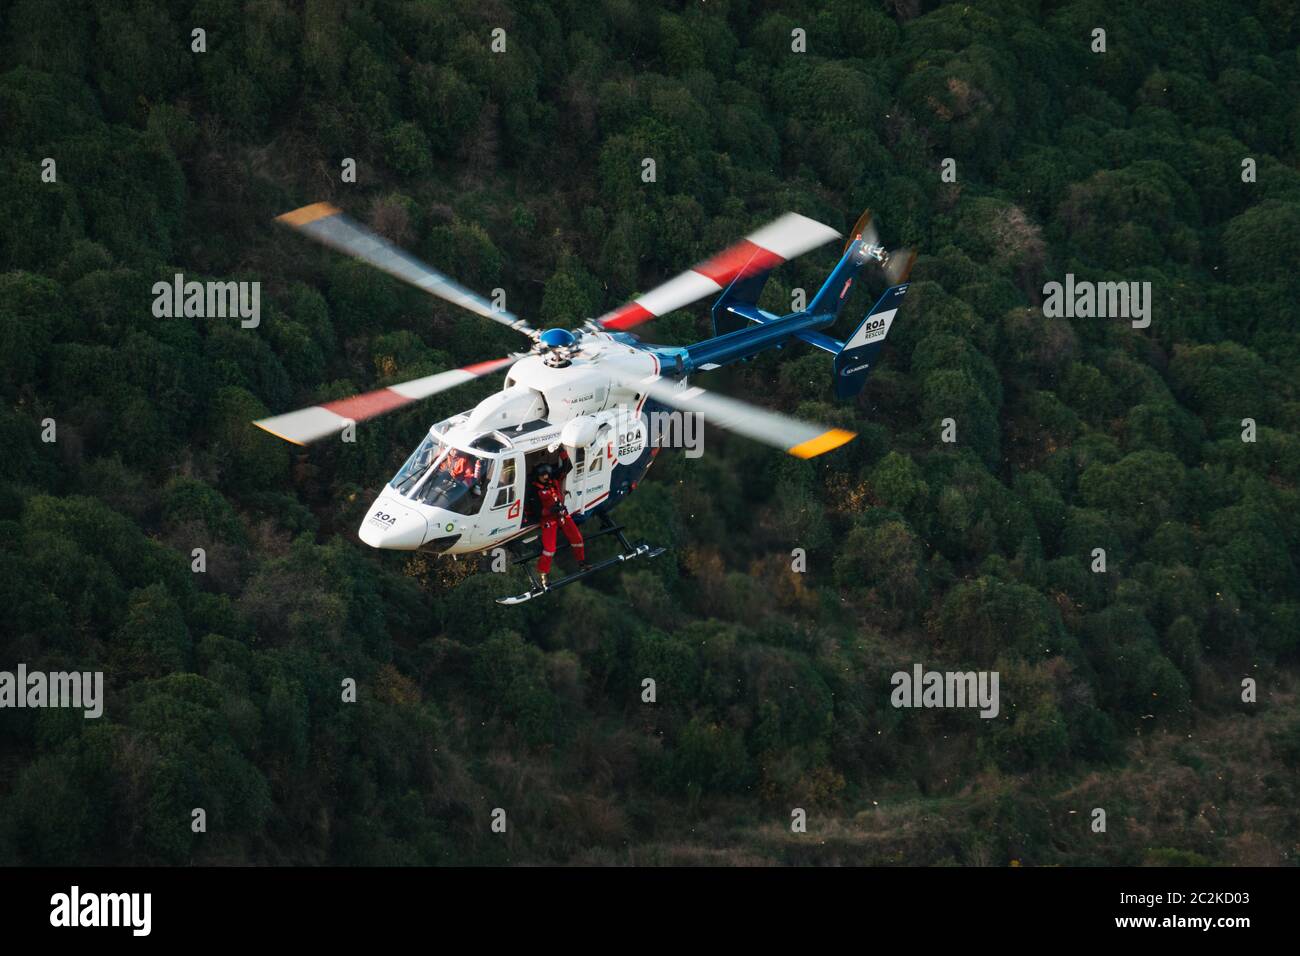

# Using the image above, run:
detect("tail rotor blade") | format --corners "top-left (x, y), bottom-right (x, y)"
top-left (845, 209), bottom-right (912, 283)
top-left (885, 248), bottom-right (917, 284)
top-left (844, 209), bottom-right (879, 254)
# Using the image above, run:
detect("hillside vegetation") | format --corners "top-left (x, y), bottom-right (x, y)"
top-left (1, 0), bottom-right (1298, 865)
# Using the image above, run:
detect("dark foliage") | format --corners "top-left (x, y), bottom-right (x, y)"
top-left (1, 0), bottom-right (1297, 865)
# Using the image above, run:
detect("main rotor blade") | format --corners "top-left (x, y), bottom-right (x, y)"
top-left (253, 355), bottom-right (517, 445)
top-left (598, 213), bottom-right (840, 332)
top-left (619, 371), bottom-right (855, 459)
top-left (277, 203), bottom-right (535, 338)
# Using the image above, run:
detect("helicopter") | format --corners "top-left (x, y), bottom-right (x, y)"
top-left (254, 202), bottom-right (914, 603)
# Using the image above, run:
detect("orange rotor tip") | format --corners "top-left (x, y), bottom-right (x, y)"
top-left (276, 202), bottom-right (341, 227)
top-left (788, 428), bottom-right (856, 459)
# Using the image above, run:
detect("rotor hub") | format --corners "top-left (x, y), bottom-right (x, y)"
top-left (537, 327), bottom-right (582, 366)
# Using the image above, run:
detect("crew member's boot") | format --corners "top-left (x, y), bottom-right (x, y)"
top-left (539, 573), bottom-right (549, 589)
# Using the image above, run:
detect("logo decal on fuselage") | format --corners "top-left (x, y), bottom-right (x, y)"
top-left (615, 414), bottom-right (648, 465)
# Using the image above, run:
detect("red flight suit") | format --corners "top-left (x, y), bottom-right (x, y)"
top-left (534, 451), bottom-right (584, 575)
top-left (445, 451), bottom-right (480, 487)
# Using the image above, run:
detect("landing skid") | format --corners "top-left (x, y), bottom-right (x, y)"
top-left (494, 515), bottom-right (666, 605)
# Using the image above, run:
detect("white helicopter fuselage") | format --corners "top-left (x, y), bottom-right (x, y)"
top-left (261, 202), bottom-right (882, 591)
top-left (358, 334), bottom-right (662, 555)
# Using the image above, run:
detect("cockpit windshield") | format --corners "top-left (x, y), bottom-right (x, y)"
top-left (391, 434), bottom-right (441, 495)
top-left (390, 433), bottom-right (493, 516)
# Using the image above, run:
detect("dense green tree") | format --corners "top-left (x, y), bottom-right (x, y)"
top-left (1, 0), bottom-right (1296, 867)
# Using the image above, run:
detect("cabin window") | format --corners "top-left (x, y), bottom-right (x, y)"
top-left (493, 457), bottom-right (517, 509)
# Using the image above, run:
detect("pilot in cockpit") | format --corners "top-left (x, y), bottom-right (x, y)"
top-left (441, 448), bottom-right (484, 495)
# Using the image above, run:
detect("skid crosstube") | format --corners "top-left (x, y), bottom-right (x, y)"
top-left (495, 513), bottom-right (665, 605)
top-left (508, 515), bottom-right (630, 566)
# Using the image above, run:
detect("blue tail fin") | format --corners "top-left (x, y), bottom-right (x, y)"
top-left (832, 283), bottom-right (909, 399)
top-left (806, 208), bottom-right (890, 322)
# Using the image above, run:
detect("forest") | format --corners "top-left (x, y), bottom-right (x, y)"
top-left (1, 0), bottom-right (1298, 866)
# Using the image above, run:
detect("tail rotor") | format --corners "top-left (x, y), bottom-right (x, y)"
top-left (844, 209), bottom-right (915, 283)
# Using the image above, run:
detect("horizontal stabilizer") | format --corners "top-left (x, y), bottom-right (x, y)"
top-left (795, 329), bottom-right (843, 355)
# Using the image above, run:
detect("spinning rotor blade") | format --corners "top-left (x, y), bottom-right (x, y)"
top-left (844, 209), bottom-right (915, 283)
top-left (884, 248), bottom-right (917, 284)
top-left (843, 209), bottom-right (879, 253)
top-left (254, 356), bottom-right (517, 445)
top-left (620, 372), bottom-right (855, 459)
top-left (277, 203), bottom-right (535, 338)
top-left (598, 213), bottom-right (840, 332)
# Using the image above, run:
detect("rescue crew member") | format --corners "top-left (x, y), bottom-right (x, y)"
top-left (533, 449), bottom-right (588, 588)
